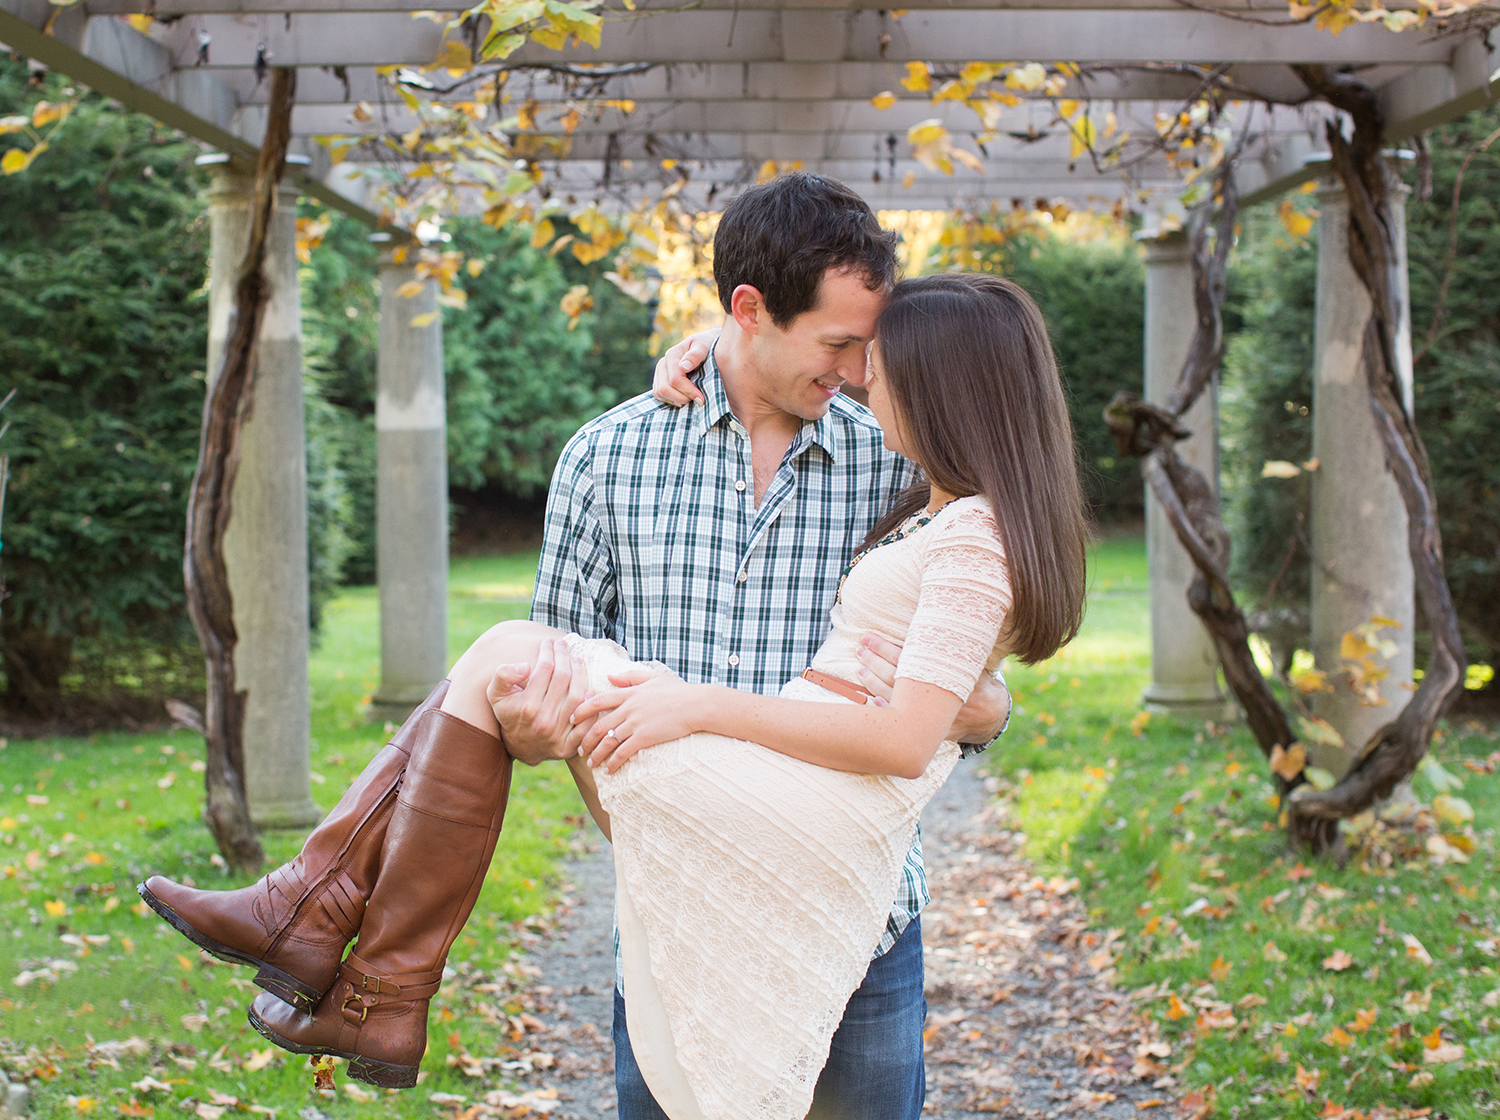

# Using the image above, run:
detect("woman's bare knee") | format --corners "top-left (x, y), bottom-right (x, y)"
top-left (450, 620), bottom-right (559, 683)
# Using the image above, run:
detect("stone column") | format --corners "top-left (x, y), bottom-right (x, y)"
top-left (1308, 181), bottom-right (1415, 773)
top-left (1139, 230), bottom-right (1232, 719)
top-left (199, 154), bottom-right (319, 829)
top-left (370, 239), bottom-right (449, 720)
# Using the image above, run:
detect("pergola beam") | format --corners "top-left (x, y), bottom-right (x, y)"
top-left (0, 0), bottom-right (385, 221)
top-left (144, 10), bottom-right (1455, 69)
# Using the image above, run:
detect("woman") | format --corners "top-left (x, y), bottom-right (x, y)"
top-left (142, 273), bottom-right (1087, 1117)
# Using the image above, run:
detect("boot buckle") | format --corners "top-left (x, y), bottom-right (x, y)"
top-left (341, 992), bottom-right (369, 1023)
top-left (360, 973), bottom-right (384, 994)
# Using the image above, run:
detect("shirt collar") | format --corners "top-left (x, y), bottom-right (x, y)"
top-left (692, 347), bottom-right (841, 464)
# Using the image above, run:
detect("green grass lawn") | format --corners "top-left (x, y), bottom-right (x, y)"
top-left (4, 539), bottom-right (1497, 1119)
top-left (986, 532), bottom-right (1500, 1119)
top-left (2, 554), bottom-right (592, 1119)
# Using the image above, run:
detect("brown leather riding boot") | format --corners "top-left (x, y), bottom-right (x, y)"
top-left (249, 708), bottom-right (512, 1089)
top-left (137, 681), bottom-right (451, 1010)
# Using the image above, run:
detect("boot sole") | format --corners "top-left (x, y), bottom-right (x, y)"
top-left (135, 882), bottom-right (322, 1011)
top-left (247, 1005), bottom-right (419, 1089)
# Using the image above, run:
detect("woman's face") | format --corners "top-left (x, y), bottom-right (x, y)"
top-left (864, 340), bottom-right (907, 458)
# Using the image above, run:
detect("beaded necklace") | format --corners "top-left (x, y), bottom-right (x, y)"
top-left (834, 508), bottom-right (935, 605)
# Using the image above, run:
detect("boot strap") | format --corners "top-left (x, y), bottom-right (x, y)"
top-left (256, 864), bottom-right (307, 933)
top-left (339, 953), bottom-right (443, 1003)
top-left (318, 871), bottom-right (366, 939)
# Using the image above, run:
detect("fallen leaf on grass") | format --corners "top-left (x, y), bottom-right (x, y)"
top-left (194, 1107), bottom-right (223, 1120)
top-left (1323, 949), bottom-right (1354, 971)
top-left (118, 1099), bottom-right (154, 1117)
top-left (1348, 1007), bottom-right (1378, 1033)
top-left (312, 1055), bottom-right (336, 1091)
top-left (1402, 987), bottom-right (1432, 1014)
top-left (1403, 934), bottom-right (1433, 965)
top-left (342, 1085), bottom-right (374, 1103)
top-left (1263, 940), bottom-right (1288, 962)
top-left (1424, 1042), bottom-right (1464, 1064)
top-left (180, 1014), bottom-right (208, 1032)
top-left (1287, 863), bottom-right (1315, 881)
top-left (243, 1049), bottom-right (276, 1072)
top-left (1295, 1064), bottom-right (1322, 1092)
top-left (1208, 955), bottom-right (1232, 981)
top-left (1322, 1026), bottom-right (1355, 1047)
top-left (130, 1078), bottom-right (173, 1094)
top-left (1164, 993), bottom-right (1190, 1020)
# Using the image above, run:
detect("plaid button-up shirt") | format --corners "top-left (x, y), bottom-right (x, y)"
top-left (532, 352), bottom-right (948, 987)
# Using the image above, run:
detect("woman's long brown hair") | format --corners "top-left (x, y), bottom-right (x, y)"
top-left (861, 273), bottom-right (1089, 665)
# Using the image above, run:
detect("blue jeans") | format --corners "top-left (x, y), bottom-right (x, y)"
top-left (613, 917), bottom-right (926, 1120)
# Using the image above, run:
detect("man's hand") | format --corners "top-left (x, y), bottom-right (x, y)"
top-left (651, 327), bottom-right (721, 406)
top-left (487, 638), bottom-right (595, 765)
top-left (856, 632), bottom-right (1011, 746)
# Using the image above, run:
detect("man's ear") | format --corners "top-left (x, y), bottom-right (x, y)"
top-left (729, 284), bottom-right (766, 334)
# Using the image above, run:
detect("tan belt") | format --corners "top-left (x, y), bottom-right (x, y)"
top-left (801, 667), bottom-right (873, 705)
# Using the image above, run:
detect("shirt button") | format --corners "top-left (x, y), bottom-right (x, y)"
top-left (737, 571), bottom-right (748, 583)
top-left (735, 480), bottom-right (746, 492)
top-left (727, 654), bottom-right (740, 667)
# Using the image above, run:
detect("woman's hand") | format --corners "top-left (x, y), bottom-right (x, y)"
top-left (651, 328), bottom-right (720, 406)
top-left (572, 669), bottom-right (712, 772)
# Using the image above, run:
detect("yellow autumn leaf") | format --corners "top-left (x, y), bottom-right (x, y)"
top-left (31, 101), bottom-right (67, 129)
top-left (408, 311), bottom-right (439, 328)
top-left (1129, 710), bottom-right (1151, 736)
top-left (1278, 199), bottom-right (1316, 239)
top-left (0, 115), bottom-right (28, 135)
top-left (2, 144), bottom-right (42, 174)
top-left (44, 899), bottom-right (68, 918)
top-left (1003, 62), bottom-right (1047, 92)
top-left (870, 91), bottom-right (897, 111)
top-left (1432, 793), bottom-right (1474, 826)
top-left (1261, 459), bottom-right (1302, 478)
top-left (1069, 116), bottom-right (1096, 161)
top-left (124, 12), bottom-right (153, 31)
top-left (1209, 955), bottom-right (1232, 981)
top-left (1348, 1007), bottom-right (1378, 1033)
top-left (1288, 667), bottom-right (1333, 695)
top-left (465, 258), bottom-right (486, 277)
top-left (559, 284), bottom-right (593, 329)
top-left (932, 79), bottom-right (967, 103)
top-left (530, 219), bottom-right (556, 249)
top-left (906, 119), bottom-right (947, 146)
top-left (900, 61), bottom-right (931, 92)
top-left (396, 280), bottom-right (426, 299)
top-left (1322, 948), bottom-right (1354, 971)
top-left (1058, 98), bottom-right (1081, 120)
top-left (1262, 940), bottom-right (1288, 963)
top-left (1164, 993), bottom-right (1189, 1020)
top-left (959, 61), bottom-right (1001, 88)
top-left (428, 39), bottom-right (473, 75)
top-left (901, 169), bottom-right (916, 189)
top-left (951, 147), bottom-right (984, 174)
top-left (1296, 715), bottom-right (1344, 749)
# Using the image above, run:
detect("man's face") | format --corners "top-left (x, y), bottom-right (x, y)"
top-left (744, 268), bottom-right (888, 421)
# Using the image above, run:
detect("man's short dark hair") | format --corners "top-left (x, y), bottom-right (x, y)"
top-left (713, 172), bottom-right (898, 329)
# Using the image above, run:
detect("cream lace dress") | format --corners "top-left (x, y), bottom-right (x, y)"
top-left (572, 495), bottom-right (1012, 1120)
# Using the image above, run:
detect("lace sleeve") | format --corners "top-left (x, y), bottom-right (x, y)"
top-left (895, 502), bottom-right (1012, 701)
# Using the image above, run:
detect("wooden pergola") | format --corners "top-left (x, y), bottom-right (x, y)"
top-left (2, 0), bottom-right (1495, 819)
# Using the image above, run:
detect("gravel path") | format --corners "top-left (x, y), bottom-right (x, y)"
top-left (499, 763), bottom-right (1176, 1119)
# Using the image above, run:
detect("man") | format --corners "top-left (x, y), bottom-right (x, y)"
top-left (493, 171), bottom-right (1010, 1119)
